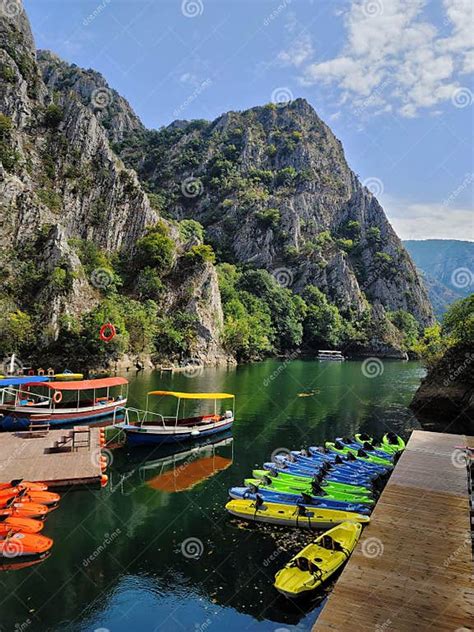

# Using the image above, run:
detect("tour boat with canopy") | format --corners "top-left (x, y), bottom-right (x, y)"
top-left (0, 377), bottom-right (128, 430)
top-left (115, 390), bottom-right (235, 446)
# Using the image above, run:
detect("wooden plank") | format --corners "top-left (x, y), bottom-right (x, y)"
top-left (0, 428), bottom-right (103, 487)
top-left (313, 431), bottom-right (473, 632)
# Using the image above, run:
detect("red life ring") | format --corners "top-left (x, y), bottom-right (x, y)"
top-left (28, 369), bottom-right (34, 376)
top-left (53, 391), bottom-right (62, 404)
top-left (99, 323), bottom-right (116, 343)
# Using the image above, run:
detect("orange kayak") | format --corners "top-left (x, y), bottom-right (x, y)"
top-left (0, 552), bottom-right (51, 571)
top-left (0, 488), bottom-right (60, 508)
top-left (0, 480), bottom-right (48, 492)
top-left (0, 500), bottom-right (50, 519)
top-left (0, 518), bottom-right (44, 534)
top-left (0, 531), bottom-right (53, 559)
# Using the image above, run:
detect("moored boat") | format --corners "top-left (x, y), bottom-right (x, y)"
top-left (0, 377), bottom-right (128, 429)
top-left (274, 521), bottom-right (362, 597)
top-left (115, 391), bottom-right (235, 446)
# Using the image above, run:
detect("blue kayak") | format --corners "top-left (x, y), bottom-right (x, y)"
top-left (265, 460), bottom-right (374, 487)
top-left (307, 448), bottom-right (390, 475)
top-left (228, 487), bottom-right (372, 515)
top-left (284, 451), bottom-right (381, 479)
top-left (336, 437), bottom-right (394, 461)
top-left (290, 449), bottom-right (381, 474)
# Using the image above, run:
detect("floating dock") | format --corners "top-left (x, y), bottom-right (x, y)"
top-left (313, 430), bottom-right (473, 632)
top-left (0, 427), bottom-right (103, 488)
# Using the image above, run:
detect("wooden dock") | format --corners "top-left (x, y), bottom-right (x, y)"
top-left (0, 428), bottom-right (103, 488)
top-left (313, 430), bottom-right (473, 632)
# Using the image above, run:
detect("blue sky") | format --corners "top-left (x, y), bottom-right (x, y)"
top-left (24, 0), bottom-right (473, 240)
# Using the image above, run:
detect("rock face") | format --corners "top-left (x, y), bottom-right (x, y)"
top-left (411, 345), bottom-right (474, 433)
top-left (38, 50), bottom-right (144, 143)
top-left (0, 1), bottom-right (228, 366)
top-left (114, 99), bottom-right (434, 328)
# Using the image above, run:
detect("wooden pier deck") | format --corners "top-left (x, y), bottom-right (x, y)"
top-left (313, 430), bottom-right (473, 632)
top-left (0, 428), bottom-right (103, 488)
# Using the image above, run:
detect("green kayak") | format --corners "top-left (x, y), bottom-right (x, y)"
top-left (325, 442), bottom-right (393, 467)
top-left (354, 434), bottom-right (394, 457)
top-left (244, 477), bottom-right (375, 505)
top-left (253, 469), bottom-right (372, 497)
top-left (381, 433), bottom-right (406, 452)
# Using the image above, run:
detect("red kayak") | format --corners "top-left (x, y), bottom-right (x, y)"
top-left (0, 518), bottom-right (44, 534)
top-left (0, 498), bottom-right (50, 519)
top-left (0, 488), bottom-right (60, 508)
top-left (0, 479), bottom-right (48, 492)
top-left (0, 531), bottom-right (53, 559)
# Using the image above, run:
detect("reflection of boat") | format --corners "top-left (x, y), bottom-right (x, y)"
top-left (144, 437), bottom-right (234, 492)
top-left (115, 391), bottom-right (235, 446)
top-left (0, 551), bottom-right (51, 571)
top-left (0, 377), bottom-right (128, 429)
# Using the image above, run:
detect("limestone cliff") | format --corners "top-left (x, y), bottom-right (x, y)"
top-left (0, 1), bottom-right (227, 367)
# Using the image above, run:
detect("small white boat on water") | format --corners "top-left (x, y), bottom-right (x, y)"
top-left (114, 390), bottom-right (235, 446)
top-left (316, 350), bottom-right (345, 361)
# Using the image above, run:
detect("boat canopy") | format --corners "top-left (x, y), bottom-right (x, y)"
top-left (148, 390), bottom-right (235, 400)
top-left (25, 377), bottom-right (128, 391)
top-left (0, 376), bottom-right (50, 387)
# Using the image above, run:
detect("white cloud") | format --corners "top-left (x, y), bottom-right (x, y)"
top-left (382, 194), bottom-right (474, 240)
top-left (299, 0), bottom-right (474, 117)
top-left (278, 33), bottom-right (314, 67)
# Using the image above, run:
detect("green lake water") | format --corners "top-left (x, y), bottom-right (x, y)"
top-left (0, 359), bottom-right (425, 632)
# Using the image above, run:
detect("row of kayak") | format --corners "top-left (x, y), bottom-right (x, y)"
top-left (0, 479), bottom-right (59, 561)
top-left (225, 432), bottom-right (405, 598)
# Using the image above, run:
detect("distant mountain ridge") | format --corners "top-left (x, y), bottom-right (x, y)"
top-left (403, 240), bottom-right (474, 317)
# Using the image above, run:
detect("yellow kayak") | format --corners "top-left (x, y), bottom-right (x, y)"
top-left (54, 372), bottom-right (83, 381)
top-left (225, 498), bottom-right (370, 529)
top-left (274, 521), bottom-right (362, 597)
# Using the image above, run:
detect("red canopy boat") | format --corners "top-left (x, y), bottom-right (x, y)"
top-left (0, 377), bottom-right (128, 429)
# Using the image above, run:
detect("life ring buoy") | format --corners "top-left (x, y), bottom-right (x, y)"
top-left (37, 368), bottom-right (45, 376)
top-left (28, 369), bottom-right (35, 376)
top-left (99, 323), bottom-right (116, 343)
top-left (47, 368), bottom-right (55, 377)
top-left (53, 391), bottom-right (62, 404)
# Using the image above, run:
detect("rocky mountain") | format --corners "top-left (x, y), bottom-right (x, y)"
top-left (0, 0), bottom-right (435, 369)
top-left (404, 240), bottom-right (474, 317)
top-left (0, 0), bottom-right (227, 368)
top-left (112, 100), bottom-right (433, 328)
